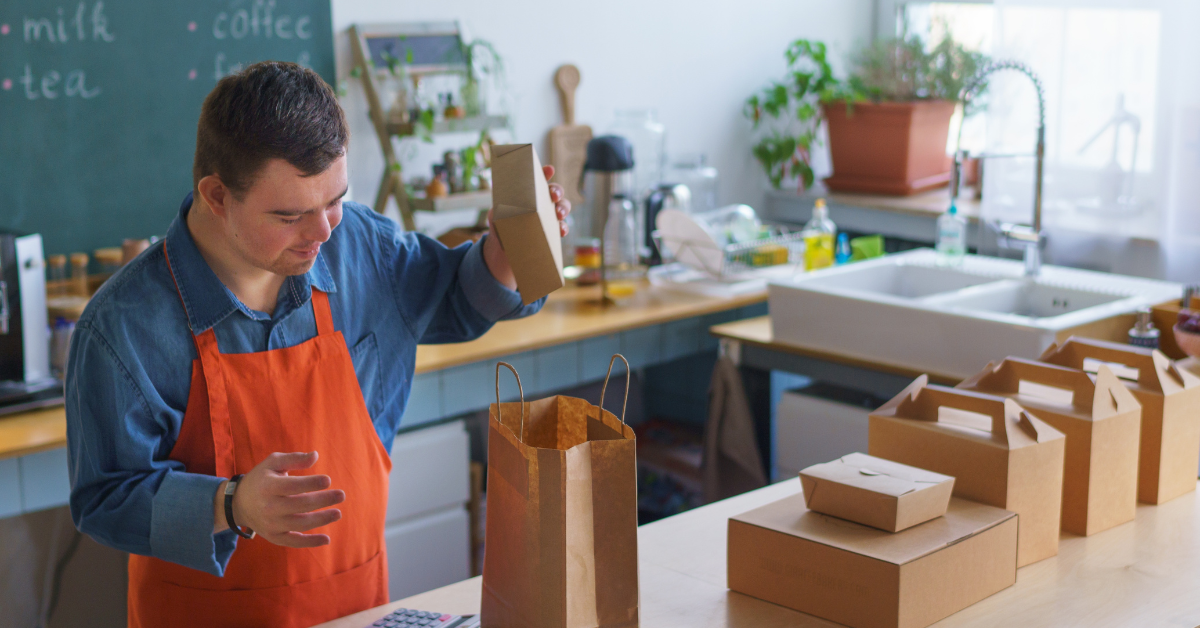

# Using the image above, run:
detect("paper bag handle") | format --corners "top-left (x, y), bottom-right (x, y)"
top-left (598, 354), bottom-right (631, 424)
top-left (495, 362), bottom-right (527, 440)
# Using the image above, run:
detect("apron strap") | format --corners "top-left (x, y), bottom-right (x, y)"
top-left (311, 289), bottom-right (334, 336)
top-left (163, 241), bottom-right (238, 479)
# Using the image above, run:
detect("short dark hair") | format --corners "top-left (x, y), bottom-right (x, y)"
top-left (193, 61), bottom-right (348, 196)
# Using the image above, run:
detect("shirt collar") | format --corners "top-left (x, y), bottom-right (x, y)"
top-left (165, 192), bottom-right (338, 334)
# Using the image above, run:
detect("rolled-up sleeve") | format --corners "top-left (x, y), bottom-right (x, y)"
top-left (456, 235), bottom-right (545, 322)
top-left (66, 324), bottom-right (237, 576)
top-left (387, 229), bottom-right (544, 345)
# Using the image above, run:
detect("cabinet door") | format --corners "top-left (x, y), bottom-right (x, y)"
top-left (387, 421), bottom-right (469, 524)
top-left (384, 507), bottom-right (470, 601)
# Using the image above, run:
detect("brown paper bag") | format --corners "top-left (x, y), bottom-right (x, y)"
top-left (481, 356), bottom-right (640, 628)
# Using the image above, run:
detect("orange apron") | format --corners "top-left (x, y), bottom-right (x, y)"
top-left (128, 249), bottom-right (391, 628)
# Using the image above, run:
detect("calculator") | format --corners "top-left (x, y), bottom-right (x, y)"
top-left (365, 608), bottom-right (480, 627)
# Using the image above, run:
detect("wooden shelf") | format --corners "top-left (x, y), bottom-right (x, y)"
top-left (386, 114), bottom-right (509, 137)
top-left (409, 190), bottom-right (492, 213)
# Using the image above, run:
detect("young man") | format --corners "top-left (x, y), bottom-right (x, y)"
top-left (65, 61), bottom-right (570, 628)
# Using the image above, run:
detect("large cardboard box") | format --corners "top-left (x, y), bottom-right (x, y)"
top-left (799, 453), bottom-right (954, 532)
top-left (727, 492), bottom-right (1017, 628)
top-left (957, 357), bottom-right (1141, 536)
top-left (1040, 336), bottom-right (1200, 505)
top-left (869, 377), bottom-right (1065, 567)
top-left (489, 143), bottom-right (565, 304)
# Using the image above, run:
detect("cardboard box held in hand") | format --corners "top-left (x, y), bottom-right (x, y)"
top-left (482, 357), bottom-right (639, 628)
top-left (799, 453), bottom-right (954, 532)
top-left (1040, 336), bottom-right (1200, 505)
top-left (490, 143), bottom-right (565, 304)
top-left (869, 377), bottom-right (1065, 567)
top-left (958, 357), bottom-right (1141, 536)
top-left (728, 492), bottom-right (1016, 628)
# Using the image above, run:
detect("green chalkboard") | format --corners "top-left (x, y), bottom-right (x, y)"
top-left (0, 0), bottom-right (334, 256)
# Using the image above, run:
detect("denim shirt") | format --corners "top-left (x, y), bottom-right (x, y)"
top-left (65, 194), bottom-right (542, 576)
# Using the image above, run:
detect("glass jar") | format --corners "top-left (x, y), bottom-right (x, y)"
top-left (607, 110), bottom-right (666, 257)
top-left (603, 195), bottom-right (643, 299)
top-left (666, 154), bottom-right (719, 214)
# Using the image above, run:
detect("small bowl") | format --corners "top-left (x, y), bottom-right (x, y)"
top-left (1173, 324), bottom-right (1200, 358)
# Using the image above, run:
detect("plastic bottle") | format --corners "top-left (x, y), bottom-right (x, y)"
top-left (803, 199), bottom-right (836, 271)
top-left (936, 204), bottom-right (966, 266)
top-left (835, 232), bottom-right (852, 265)
top-left (1128, 307), bottom-right (1160, 349)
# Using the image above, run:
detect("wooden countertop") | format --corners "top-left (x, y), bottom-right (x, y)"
top-left (317, 478), bottom-right (1200, 628)
top-left (0, 406), bottom-right (67, 459)
top-left (0, 282), bottom-right (764, 460)
top-left (710, 315), bottom-right (963, 385)
top-left (413, 281), bottom-right (765, 374)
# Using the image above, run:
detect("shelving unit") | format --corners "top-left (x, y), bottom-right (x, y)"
top-left (349, 23), bottom-right (508, 231)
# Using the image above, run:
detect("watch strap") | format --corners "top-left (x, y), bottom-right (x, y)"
top-left (224, 474), bottom-right (256, 539)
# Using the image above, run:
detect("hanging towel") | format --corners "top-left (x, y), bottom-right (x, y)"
top-left (702, 356), bottom-right (768, 503)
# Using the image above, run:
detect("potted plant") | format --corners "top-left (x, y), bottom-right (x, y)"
top-left (743, 40), bottom-right (843, 192)
top-left (822, 35), bottom-right (987, 195)
top-left (745, 34), bottom-right (987, 196)
top-left (460, 39), bottom-right (504, 118)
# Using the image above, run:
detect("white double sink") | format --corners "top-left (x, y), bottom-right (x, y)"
top-left (768, 249), bottom-right (1182, 379)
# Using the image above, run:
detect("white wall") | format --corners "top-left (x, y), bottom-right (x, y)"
top-left (331, 0), bottom-right (875, 231)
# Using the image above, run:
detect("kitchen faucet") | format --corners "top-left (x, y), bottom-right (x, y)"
top-left (952, 60), bottom-right (1047, 277)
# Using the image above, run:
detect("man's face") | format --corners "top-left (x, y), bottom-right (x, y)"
top-left (221, 156), bottom-right (347, 276)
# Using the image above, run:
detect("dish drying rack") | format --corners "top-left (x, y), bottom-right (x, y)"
top-left (652, 227), bottom-right (807, 281)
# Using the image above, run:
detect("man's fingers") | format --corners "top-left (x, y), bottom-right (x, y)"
top-left (549, 183), bottom-right (564, 202)
top-left (543, 164), bottom-right (556, 180)
top-left (264, 451), bottom-right (319, 473)
top-left (272, 531), bottom-right (331, 548)
top-left (556, 199), bottom-right (571, 220)
top-left (287, 508), bottom-right (343, 532)
top-left (281, 488), bottom-right (346, 514)
top-left (273, 474), bottom-right (332, 496)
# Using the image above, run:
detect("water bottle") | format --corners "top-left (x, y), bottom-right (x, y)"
top-left (936, 204), bottom-right (966, 266)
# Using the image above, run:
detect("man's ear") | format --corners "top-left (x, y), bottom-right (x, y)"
top-left (196, 174), bottom-right (231, 219)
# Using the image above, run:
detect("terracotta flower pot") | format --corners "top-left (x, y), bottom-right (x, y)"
top-left (822, 100), bottom-right (957, 196)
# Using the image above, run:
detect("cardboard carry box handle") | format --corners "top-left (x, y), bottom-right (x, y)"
top-left (884, 375), bottom-right (1043, 445)
top-left (1041, 336), bottom-right (1198, 394)
top-left (961, 357), bottom-right (1140, 420)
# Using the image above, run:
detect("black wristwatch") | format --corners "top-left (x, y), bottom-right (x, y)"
top-left (224, 474), bottom-right (256, 539)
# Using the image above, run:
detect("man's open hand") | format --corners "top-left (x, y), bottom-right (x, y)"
top-left (214, 451), bottom-right (345, 548)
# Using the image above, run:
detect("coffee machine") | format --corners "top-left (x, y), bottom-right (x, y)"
top-left (0, 232), bottom-right (57, 411)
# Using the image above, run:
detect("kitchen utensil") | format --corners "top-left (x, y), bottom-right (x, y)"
top-left (580, 135), bottom-right (635, 241)
top-left (644, 184), bottom-right (691, 265)
top-left (547, 65), bottom-right (591, 209)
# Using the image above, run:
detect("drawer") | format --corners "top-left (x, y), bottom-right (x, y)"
top-left (384, 506), bottom-right (470, 601)
top-left (386, 421), bottom-right (469, 524)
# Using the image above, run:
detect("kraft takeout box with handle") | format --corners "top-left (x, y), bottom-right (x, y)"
top-left (799, 453), bottom-right (955, 532)
top-left (489, 143), bottom-right (565, 305)
top-left (869, 377), bottom-right (1065, 567)
top-left (1040, 336), bottom-right (1200, 505)
top-left (728, 490), bottom-right (1017, 628)
top-left (957, 357), bottom-right (1141, 537)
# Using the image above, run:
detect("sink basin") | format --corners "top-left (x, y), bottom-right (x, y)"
top-left (795, 262), bottom-right (997, 299)
top-left (768, 249), bottom-right (1181, 379)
